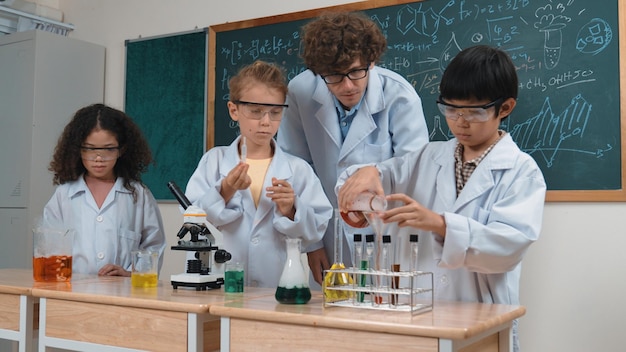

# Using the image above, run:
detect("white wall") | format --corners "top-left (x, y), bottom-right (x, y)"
top-left (57, 1), bottom-right (626, 351)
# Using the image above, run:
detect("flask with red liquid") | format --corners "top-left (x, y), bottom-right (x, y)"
top-left (340, 192), bottom-right (387, 228)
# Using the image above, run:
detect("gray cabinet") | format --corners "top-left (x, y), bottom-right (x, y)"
top-left (0, 30), bottom-right (104, 269)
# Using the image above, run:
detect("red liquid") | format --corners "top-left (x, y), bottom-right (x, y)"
top-left (33, 255), bottom-right (72, 282)
top-left (340, 211), bottom-right (369, 228)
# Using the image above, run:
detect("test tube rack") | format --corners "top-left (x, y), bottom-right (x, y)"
top-left (322, 268), bottom-right (433, 315)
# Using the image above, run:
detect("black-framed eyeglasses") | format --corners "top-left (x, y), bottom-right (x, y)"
top-left (80, 146), bottom-right (120, 161)
top-left (233, 100), bottom-right (289, 121)
top-left (436, 96), bottom-right (504, 122)
top-left (320, 65), bottom-right (370, 84)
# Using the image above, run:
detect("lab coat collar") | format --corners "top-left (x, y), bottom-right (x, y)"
top-left (311, 67), bottom-right (386, 161)
top-left (67, 175), bottom-right (130, 211)
top-left (220, 136), bottom-right (292, 180)
top-left (436, 134), bottom-right (518, 210)
top-left (220, 137), bottom-right (294, 225)
top-left (67, 175), bottom-right (129, 198)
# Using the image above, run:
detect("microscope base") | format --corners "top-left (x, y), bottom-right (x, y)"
top-left (171, 273), bottom-right (224, 291)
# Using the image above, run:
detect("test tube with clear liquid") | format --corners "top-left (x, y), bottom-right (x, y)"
top-left (410, 234), bottom-right (419, 272)
top-left (380, 235), bottom-right (391, 306)
top-left (364, 234), bottom-right (375, 304)
top-left (353, 234), bottom-right (363, 305)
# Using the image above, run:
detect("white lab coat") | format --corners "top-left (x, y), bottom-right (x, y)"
top-left (278, 66), bottom-right (429, 263)
top-left (185, 137), bottom-right (332, 288)
top-left (43, 177), bottom-right (166, 275)
top-left (337, 134), bottom-right (546, 306)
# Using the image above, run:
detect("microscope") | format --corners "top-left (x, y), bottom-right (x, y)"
top-left (167, 181), bottom-right (232, 290)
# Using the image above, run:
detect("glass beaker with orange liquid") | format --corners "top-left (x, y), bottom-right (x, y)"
top-left (32, 227), bottom-right (74, 282)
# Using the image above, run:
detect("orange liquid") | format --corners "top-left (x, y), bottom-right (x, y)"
top-left (33, 255), bottom-right (72, 282)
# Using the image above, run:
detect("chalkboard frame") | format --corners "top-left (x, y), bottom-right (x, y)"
top-left (208, 0), bottom-right (626, 202)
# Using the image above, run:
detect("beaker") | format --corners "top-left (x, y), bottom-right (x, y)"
top-left (224, 261), bottom-right (244, 293)
top-left (131, 250), bottom-right (158, 287)
top-left (275, 238), bottom-right (311, 304)
top-left (33, 227), bottom-right (74, 282)
top-left (340, 192), bottom-right (387, 228)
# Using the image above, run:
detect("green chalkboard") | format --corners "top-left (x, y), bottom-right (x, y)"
top-left (125, 29), bottom-right (207, 200)
top-left (209, 0), bottom-right (624, 201)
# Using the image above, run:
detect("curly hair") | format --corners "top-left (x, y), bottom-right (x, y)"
top-left (300, 11), bottom-right (386, 74)
top-left (49, 103), bottom-right (153, 201)
top-left (229, 60), bottom-right (288, 102)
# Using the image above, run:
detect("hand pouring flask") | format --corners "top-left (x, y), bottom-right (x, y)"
top-left (275, 237), bottom-right (311, 304)
top-left (340, 192), bottom-right (387, 228)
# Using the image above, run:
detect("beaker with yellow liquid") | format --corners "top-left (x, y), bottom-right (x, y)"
top-left (131, 250), bottom-right (158, 288)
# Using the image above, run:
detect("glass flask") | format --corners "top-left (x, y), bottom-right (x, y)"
top-left (323, 209), bottom-right (353, 302)
top-left (340, 192), bottom-right (387, 228)
top-left (275, 237), bottom-right (312, 304)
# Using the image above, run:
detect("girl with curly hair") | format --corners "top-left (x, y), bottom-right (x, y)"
top-left (43, 103), bottom-right (166, 277)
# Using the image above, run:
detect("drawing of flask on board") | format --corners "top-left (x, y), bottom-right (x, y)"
top-left (275, 237), bottom-right (311, 304)
top-left (340, 192), bottom-right (387, 228)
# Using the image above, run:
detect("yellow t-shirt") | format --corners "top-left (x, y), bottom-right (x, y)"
top-left (247, 157), bottom-right (272, 207)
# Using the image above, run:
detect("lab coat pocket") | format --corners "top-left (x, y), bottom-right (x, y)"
top-left (363, 138), bottom-right (392, 161)
top-left (117, 229), bottom-right (141, 267)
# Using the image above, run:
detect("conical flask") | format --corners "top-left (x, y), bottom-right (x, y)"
top-left (275, 238), bottom-right (311, 304)
top-left (323, 209), bottom-right (353, 302)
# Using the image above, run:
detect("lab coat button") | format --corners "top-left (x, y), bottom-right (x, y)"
top-left (251, 238), bottom-right (260, 245)
top-left (97, 252), bottom-right (105, 259)
top-left (96, 215), bottom-right (103, 222)
top-left (440, 275), bottom-right (448, 284)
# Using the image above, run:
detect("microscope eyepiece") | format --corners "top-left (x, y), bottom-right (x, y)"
top-left (167, 181), bottom-right (192, 209)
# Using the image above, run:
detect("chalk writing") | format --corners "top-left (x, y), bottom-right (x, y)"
top-left (213, 0), bottom-right (620, 190)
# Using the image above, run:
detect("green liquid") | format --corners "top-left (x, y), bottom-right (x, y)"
top-left (358, 259), bottom-right (368, 302)
top-left (224, 270), bottom-right (244, 293)
top-left (275, 286), bottom-right (311, 304)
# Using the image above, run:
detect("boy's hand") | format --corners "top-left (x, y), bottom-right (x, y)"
top-left (221, 162), bottom-right (251, 202)
top-left (307, 248), bottom-right (330, 285)
top-left (337, 166), bottom-right (383, 212)
top-left (383, 193), bottom-right (446, 237)
top-left (266, 177), bottom-right (295, 220)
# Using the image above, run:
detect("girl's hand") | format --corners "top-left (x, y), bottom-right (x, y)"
top-left (266, 177), bottom-right (296, 220)
top-left (98, 264), bottom-right (131, 277)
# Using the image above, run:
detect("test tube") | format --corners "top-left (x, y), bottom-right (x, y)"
top-left (381, 235), bottom-right (391, 306)
top-left (353, 234), bottom-right (363, 304)
top-left (381, 235), bottom-right (391, 273)
top-left (365, 234), bottom-right (375, 304)
top-left (410, 234), bottom-right (419, 272)
top-left (241, 136), bottom-right (247, 162)
top-left (390, 263), bottom-right (400, 307)
top-left (353, 234), bottom-right (363, 269)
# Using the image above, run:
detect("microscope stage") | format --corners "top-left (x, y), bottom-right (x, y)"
top-left (171, 273), bottom-right (224, 290)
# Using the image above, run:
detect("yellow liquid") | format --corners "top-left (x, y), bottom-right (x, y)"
top-left (131, 273), bottom-right (158, 287)
top-left (323, 263), bottom-right (354, 302)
